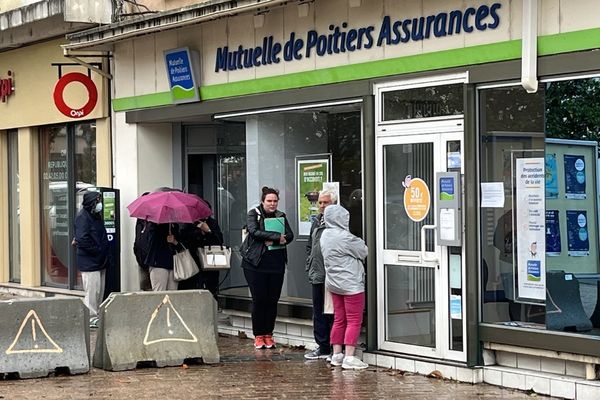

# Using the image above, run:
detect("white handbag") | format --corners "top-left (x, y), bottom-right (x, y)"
top-left (198, 245), bottom-right (232, 270)
top-left (173, 245), bottom-right (200, 281)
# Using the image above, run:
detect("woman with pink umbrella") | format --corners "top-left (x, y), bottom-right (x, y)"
top-left (127, 188), bottom-right (212, 291)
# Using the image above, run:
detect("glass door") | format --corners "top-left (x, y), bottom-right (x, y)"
top-left (376, 126), bottom-right (466, 361)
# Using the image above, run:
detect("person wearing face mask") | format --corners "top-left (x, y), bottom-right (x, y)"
top-left (73, 191), bottom-right (110, 328)
top-left (240, 186), bottom-right (294, 350)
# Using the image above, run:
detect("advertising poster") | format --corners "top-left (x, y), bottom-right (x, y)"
top-left (564, 154), bottom-right (586, 199)
top-left (402, 175), bottom-right (431, 222)
top-left (515, 158), bottom-right (546, 301)
top-left (103, 191), bottom-right (116, 234)
top-left (297, 158), bottom-right (329, 236)
top-left (566, 210), bottom-right (590, 256)
top-left (545, 153), bottom-right (558, 199)
top-left (545, 210), bottom-right (561, 256)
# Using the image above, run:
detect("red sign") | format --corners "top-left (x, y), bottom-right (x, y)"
top-left (0, 71), bottom-right (14, 102)
top-left (53, 72), bottom-right (98, 118)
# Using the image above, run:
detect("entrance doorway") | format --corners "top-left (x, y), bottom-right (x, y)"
top-left (374, 75), bottom-right (467, 362)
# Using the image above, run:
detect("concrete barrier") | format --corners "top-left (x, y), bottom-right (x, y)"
top-left (93, 290), bottom-right (219, 371)
top-left (0, 298), bottom-right (90, 379)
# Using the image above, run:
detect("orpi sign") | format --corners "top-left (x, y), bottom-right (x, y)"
top-left (53, 72), bottom-right (98, 118)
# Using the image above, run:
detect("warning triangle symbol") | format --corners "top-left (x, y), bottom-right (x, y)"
top-left (143, 295), bottom-right (198, 345)
top-left (5, 310), bottom-right (63, 354)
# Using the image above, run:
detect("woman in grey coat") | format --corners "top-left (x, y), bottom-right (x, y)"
top-left (320, 204), bottom-right (369, 370)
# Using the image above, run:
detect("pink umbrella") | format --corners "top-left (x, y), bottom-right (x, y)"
top-left (127, 191), bottom-right (211, 224)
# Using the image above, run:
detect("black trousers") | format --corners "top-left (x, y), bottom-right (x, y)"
top-left (244, 268), bottom-right (285, 336)
top-left (312, 283), bottom-right (334, 353)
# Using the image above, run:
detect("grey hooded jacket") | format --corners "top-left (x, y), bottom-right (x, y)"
top-left (320, 205), bottom-right (368, 295)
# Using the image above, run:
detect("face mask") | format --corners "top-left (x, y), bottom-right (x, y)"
top-left (94, 202), bottom-right (103, 213)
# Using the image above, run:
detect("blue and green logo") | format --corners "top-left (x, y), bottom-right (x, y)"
top-left (164, 48), bottom-right (200, 104)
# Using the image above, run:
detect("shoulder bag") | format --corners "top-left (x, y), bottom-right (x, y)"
top-left (198, 245), bottom-right (232, 271)
top-left (173, 244), bottom-right (200, 281)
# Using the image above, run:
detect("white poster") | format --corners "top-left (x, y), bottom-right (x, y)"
top-left (515, 158), bottom-right (546, 301)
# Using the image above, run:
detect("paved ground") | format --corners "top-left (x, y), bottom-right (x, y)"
top-left (0, 293), bottom-right (549, 399)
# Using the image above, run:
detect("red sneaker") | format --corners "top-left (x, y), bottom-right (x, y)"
top-left (254, 335), bottom-right (266, 349)
top-left (264, 335), bottom-right (276, 349)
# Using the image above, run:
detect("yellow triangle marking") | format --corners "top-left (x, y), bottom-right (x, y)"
top-left (143, 295), bottom-right (198, 345)
top-left (5, 310), bottom-right (63, 354)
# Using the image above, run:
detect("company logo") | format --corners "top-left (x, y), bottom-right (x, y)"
top-left (0, 70), bottom-right (14, 103)
top-left (53, 72), bottom-right (98, 118)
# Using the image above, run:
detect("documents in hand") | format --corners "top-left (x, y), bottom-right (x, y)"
top-left (264, 217), bottom-right (285, 250)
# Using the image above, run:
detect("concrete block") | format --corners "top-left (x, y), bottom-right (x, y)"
top-left (286, 323), bottom-right (302, 337)
top-left (0, 298), bottom-right (90, 379)
top-left (362, 352), bottom-right (376, 366)
top-left (496, 351), bottom-right (517, 367)
top-left (517, 354), bottom-right (541, 371)
top-left (541, 357), bottom-right (566, 375)
top-left (435, 363), bottom-right (458, 380)
top-left (502, 371), bottom-right (526, 390)
top-left (525, 375), bottom-right (550, 395)
top-left (395, 357), bottom-right (415, 373)
top-left (565, 360), bottom-right (586, 378)
top-left (93, 290), bottom-right (219, 371)
top-left (483, 368), bottom-right (502, 386)
top-left (482, 349), bottom-right (496, 366)
top-left (376, 354), bottom-right (394, 369)
top-left (456, 366), bottom-right (475, 383)
top-left (415, 360), bottom-right (436, 375)
top-left (550, 378), bottom-right (576, 399)
top-left (577, 382), bottom-right (600, 400)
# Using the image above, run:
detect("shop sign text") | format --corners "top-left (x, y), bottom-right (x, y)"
top-left (215, 3), bottom-right (501, 72)
top-left (53, 72), bottom-right (98, 118)
top-left (0, 71), bottom-right (14, 102)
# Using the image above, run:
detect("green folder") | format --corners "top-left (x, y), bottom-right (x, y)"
top-left (264, 217), bottom-right (285, 250)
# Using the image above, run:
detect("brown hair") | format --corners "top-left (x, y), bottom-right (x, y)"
top-left (261, 186), bottom-right (279, 202)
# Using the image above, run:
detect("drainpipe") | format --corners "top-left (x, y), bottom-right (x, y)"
top-left (521, 0), bottom-right (538, 93)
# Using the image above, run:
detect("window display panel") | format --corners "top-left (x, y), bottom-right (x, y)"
top-left (219, 103), bottom-right (363, 301)
top-left (8, 130), bottom-right (20, 282)
top-left (480, 77), bottom-right (600, 337)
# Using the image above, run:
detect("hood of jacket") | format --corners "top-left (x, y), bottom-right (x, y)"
top-left (82, 191), bottom-right (100, 213)
top-left (323, 204), bottom-right (349, 231)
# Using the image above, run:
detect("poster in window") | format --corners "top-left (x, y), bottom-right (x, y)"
top-left (545, 153), bottom-right (558, 199)
top-left (566, 210), bottom-right (590, 256)
top-left (515, 158), bottom-right (546, 301)
top-left (545, 210), bottom-right (561, 256)
top-left (297, 157), bottom-right (330, 236)
top-left (564, 155), bottom-right (586, 199)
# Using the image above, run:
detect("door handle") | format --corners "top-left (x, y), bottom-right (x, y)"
top-left (421, 224), bottom-right (438, 263)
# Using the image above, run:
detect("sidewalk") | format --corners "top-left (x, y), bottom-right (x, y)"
top-left (0, 321), bottom-right (551, 399)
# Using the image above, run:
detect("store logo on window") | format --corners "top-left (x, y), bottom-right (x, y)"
top-left (0, 70), bottom-right (14, 103)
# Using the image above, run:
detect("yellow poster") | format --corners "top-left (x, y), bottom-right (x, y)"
top-left (402, 176), bottom-right (431, 222)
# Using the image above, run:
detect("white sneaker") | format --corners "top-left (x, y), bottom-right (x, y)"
top-left (330, 353), bottom-right (344, 366)
top-left (342, 356), bottom-right (369, 370)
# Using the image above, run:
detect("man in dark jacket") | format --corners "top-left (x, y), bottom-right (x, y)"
top-left (304, 189), bottom-right (335, 360)
top-left (73, 191), bottom-right (110, 328)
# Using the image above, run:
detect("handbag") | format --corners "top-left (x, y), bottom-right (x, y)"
top-left (173, 245), bottom-right (200, 281)
top-left (198, 245), bottom-right (232, 270)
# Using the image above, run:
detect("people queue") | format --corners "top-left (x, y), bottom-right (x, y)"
top-left (78, 184), bottom-right (368, 370)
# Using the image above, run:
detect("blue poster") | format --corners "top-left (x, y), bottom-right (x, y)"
top-left (164, 47), bottom-right (200, 104)
top-left (564, 155), bottom-right (586, 199)
top-left (566, 210), bottom-right (589, 256)
top-left (439, 177), bottom-right (454, 200)
top-left (545, 153), bottom-right (558, 199)
top-left (545, 210), bottom-right (561, 256)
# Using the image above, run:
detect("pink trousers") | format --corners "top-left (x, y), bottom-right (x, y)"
top-left (330, 292), bottom-right (365, 346)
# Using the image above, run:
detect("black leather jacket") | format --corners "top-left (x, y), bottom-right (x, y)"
top-left (241, 205), bottom-right (294, 268)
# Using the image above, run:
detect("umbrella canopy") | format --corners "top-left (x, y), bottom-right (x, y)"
top-left (127, 191), bottom-right (211, 224)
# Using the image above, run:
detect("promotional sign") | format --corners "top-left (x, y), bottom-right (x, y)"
top-left (564, 154), bottom-right (586, 199)
top-left (515, 158), bottom-right (546, 301)
top-left (0, 70), bottom-right (14, 103)
top-left (566, 210), bottom-right (590, 256)
top-left (164, 47), bottom-right (200, 104)
top-left (545, 210), bottom-right (561, 256)
top-left (53, 72), bottom-right (98, 118)
top-left (402, 175), bottom-right (431, 222)
top-left (297, 157), bottom-right (329, 236)
top-left (545, 153), bottom-right (558, 199)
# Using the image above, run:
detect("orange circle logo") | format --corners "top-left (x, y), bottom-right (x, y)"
top-left (403, 176), bottom-right (431, 222)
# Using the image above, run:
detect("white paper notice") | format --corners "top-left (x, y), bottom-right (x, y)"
top-left (480, 182), bottom-right (505, 208)
top-left (439, 209), bottom-right (456, 241)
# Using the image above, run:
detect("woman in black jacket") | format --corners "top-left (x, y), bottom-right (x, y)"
top-left (241, 186), bottom-right (294, 350)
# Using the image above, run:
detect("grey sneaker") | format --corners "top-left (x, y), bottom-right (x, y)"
top-left (330, 353), bottom-right (344, 366)
top-left (304, 348), bottom-right (331, 360)
top-left (342, 356), bottom-right (369, 370)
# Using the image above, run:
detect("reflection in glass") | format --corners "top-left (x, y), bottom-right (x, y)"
top-left (8, 130), bottom-right (20, 282)
top-left (386, 264), bottom-right (435, 347)
top-left (383, 84), bottom-right (463, 121)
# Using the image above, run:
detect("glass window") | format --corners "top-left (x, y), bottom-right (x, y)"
top-left (480, 77), bottom-right (600, 338)
top-left (217, 102), bottom-right (363, 302)
top-left (382, 84), bottom-right (463, 121)
top-left (40, 123), bottom-right (96, 288)
top-left (8, 130), bottom-right (20, 282)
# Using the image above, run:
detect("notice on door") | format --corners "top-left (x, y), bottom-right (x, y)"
top-left (402, 176), bottom-right (431, 222)
top-left (515, 158), bottom-right (546, 302)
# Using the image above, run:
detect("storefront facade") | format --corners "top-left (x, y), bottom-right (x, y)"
top-left (65, 0), bottom-right (600, 396)
top-left (0, 38), bottom-right (111, 292)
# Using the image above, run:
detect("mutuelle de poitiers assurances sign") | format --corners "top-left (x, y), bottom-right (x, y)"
top-left (214, 3), bottom-right (502, 73)
top-left (164, 47), bottom-right (200, 104)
